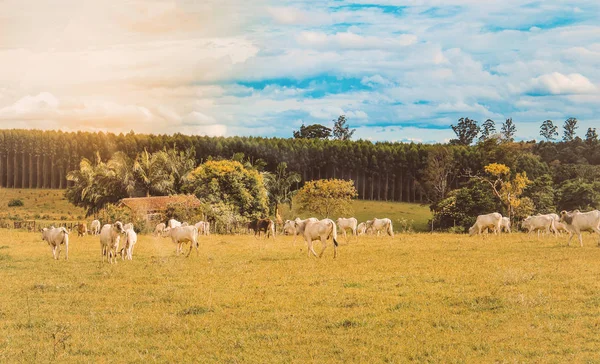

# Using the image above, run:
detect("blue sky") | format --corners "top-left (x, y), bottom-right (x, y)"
top-left (0, 0), bottom-right (598, 142)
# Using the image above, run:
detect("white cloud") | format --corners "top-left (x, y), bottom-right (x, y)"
top-left (529, 72), bottom-right (597, 95)
top-left (297, 31), bottom-right (417, 50)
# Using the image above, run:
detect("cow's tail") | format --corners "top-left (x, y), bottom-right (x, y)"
top-left (331, 220), bottom-right (339, 247)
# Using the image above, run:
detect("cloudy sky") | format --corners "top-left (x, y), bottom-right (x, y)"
top-left (0, 0), bottom-right (598, 143)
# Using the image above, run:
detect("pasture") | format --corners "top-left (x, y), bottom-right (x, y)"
top-left (1, 230), bottom-right (600, 362)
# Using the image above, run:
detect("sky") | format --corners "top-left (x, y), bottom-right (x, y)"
top-left (0, 0), bottom-right (598, 143)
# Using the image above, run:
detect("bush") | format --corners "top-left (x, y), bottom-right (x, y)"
top-left (8, 199), bottom-right (23, 207)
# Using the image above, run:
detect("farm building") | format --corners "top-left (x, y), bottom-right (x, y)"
top-left (117, 195), bottom-right (202, 221)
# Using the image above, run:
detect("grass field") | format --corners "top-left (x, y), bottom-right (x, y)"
top-left (1, 230), bottom-right (600, 362)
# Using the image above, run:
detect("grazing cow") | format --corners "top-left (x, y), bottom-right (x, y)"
top-left (366, 218), bottom-right (394, 237)
top-left (521, 215), bottom-right (555, 238)
top-left (154, 223), bottom-right (166, 236)
top-left (469, 213), bottom-right (502, 236)
top-left (168, 225), bottom-right (199, 257)
top-left (168, 219), bottom-right (182, 229)
top-left (303, 219), bottom-right (339, 258)
top-left (41, 227), bottom-right (69, 260)
top-left (120, 226), bottom-right (137, 260)
top-left (336, 217), bottom-right (358, 240)
top-left (248, 219), bottom-right (275, 238)
top-left (90, 220), bottom-right (101, 235)
top-left (559, 210), bottom-right (600, 247)
top-left (77, 223), bottom-right (88, 237)
top-left (100, 222), bottom-right (124, 264)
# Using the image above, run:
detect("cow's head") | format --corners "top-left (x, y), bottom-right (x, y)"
top-left (468, 225), bottom-right (476, 236)
top-left (114, 221), bottom-right (124, 233)
top-left (560, 210), bottom-right (574, 225)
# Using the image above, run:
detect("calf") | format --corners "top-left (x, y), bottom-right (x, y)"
top-left (41, 227), bottom-right (69, 260)
top-left (154, 222), bottom-right (166, 236)
top-left (560, 210), bottom-right (600, 247)
top-left (77, 223), bottom-right (88, 237)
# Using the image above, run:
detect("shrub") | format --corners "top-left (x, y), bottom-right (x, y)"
top-left (8, 199), bottom-right (23, 207)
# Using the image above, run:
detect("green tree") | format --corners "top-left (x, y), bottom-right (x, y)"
top-left (133, 149), bottom-right (174, 197)
top-left (563, 117), bottom-right (578, 141)
top-left (557, 180), bottom-right (600, 211)
top-left (423, 146), bottom-right (455, 206)
top-left (450, 117), bottom-right (479, 146)
top-left (263, 162), bottom-right (301, 220)
top-left (501, 118), bottom-right (516, 142)
top-left (293, 124), bottom-right (332, 139)
top-left (294, 179), bottom-right (357, 218)
top-left (183, 160), bottom-right (269, 219)
top-left (585, 128), bottom-right (598, 144)
top-left (478, 119), bottom-right (496, 142)
top-left (332, 115), bottom-right (355, 141)
top-left (540, 120), bottom-right (558, 141)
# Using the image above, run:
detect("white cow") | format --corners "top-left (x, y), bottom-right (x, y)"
top-left (90, 220), bottom-right (101, 235)
top-left (194, 221), bottom-right (210, 236)
top-left (283, 218), bottom-right (319, 245)
top-left (154, 223), bottom-right (166, 236)
top-left (120, 226), bottom-right (137, 260)
top-left (123, 223), bottom-right (134, 232)
top-left (469, 213), bottom-right (502, 236)
top-left (168, 219), bottom-right (182, 229)
top-left (168, 225), bottom-right (199, 257)
top-left (366, 218), bottom-right (394, 237)
top-left (303, 219), bottom-right (339, 258)
top-left (336, 217), bottom-right (358, 240)
top-left (100, 222), bottom-right (124, 264)
top-left (521, 215), bottom-right (555, 238)
top-left (560, 210), bottom-right (600, 247)
top-left (499, 217), bottom-right (511, 233)
top-left (41, 227), bottom-right (69, 260)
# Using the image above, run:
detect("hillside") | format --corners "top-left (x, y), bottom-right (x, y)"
top-left (0, 188), bottom-right (432, 232)
top-left (281, 199), bottom-right (432, 232)
top-left (0, 188), bottom-right (86, 223)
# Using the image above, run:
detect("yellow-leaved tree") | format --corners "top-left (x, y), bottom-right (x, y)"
top-left (294, 179), bottom-right (357, 218)
top-left (472, 163), bottom-right (532, 222)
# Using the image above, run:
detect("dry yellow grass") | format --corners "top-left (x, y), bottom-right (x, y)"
top-left (1, 230), bottom-right (600, 362)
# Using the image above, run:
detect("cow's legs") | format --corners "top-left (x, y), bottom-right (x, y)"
top-left (566, 231), bottom-right (575, 246)
top-left (318, 237), bottom-right (327, 258)
top-left (307, 239), bottom-right (318, 257)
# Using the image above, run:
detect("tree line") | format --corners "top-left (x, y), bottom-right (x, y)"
top-left (0, 115), bottom-right (599, 221)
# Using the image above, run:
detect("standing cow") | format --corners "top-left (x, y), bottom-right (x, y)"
top-left (120, 225), bottom-right (137, 260)
top-left (168, 225), bottom-right (199, 257)
top-left (560, 210), bottom-right (600, 247)
top-left (248, 219), bottom-right (275, 239)
top-left (41, 227), bottom-right (69, 260)
top-left (77, 223), bottom-right (88, 237)
top-left (303, 219), bottom-right (339, 258)
top-left (336, 217), bottom-right (358, 240)
top-left (90, 220), bottom-right (101, 235)
top-left (100, 222), bottom-right (124, 264)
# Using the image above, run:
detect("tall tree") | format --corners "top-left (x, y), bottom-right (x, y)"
top-left (294, 179), bottom-right (357, 218)
top-left (540, 120), bottom-right (558, 141)
top-left (263, 162), bottom-right (301, 219)
top-left (501, 118), bottom-right (516, 142)
top-left (423, 146), bottom-right (455, 206)
top-left (332, 115), bottom-right (355, 141)
top-left (563, 117), bottom-right (578, 142)
top-left (585, 128), bottom-right (598, 144)
top-left (133, 149), bottom-right (174, 197)
top-left (450, 117), bottom-right (479, 145)
top-left (293, 124), bottom-right (332, 139)
top-left (478, 119), bottom-right (496, 142)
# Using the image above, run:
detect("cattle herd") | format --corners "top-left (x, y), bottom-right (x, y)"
top-left (38, 209), bottom-right (600, 262)
top-left (469, 209), bottom-right (600, 247)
